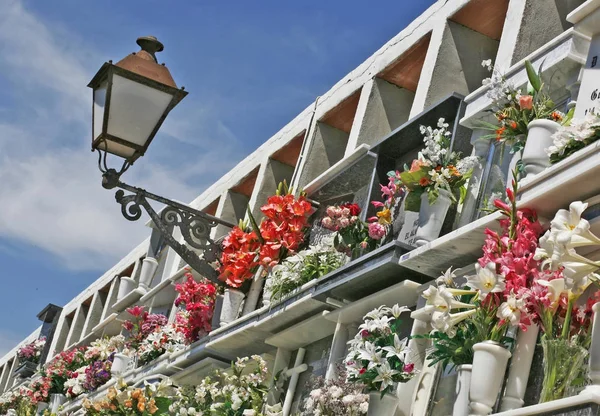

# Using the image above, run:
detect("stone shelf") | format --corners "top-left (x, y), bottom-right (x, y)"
top-left (494, 389), bottom-right (600, 415)
top-left (264, 311), bottom-right (336, 350)
top-left (324, 279), bottom-right (420, 324)
top-left (170, 357), bottom-right (230, 385)
top-left (110, 288), bottom-right (147, 313)
top-left (139, 266), bottom-right (194, 308)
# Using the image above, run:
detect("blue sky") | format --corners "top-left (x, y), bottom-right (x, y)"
top-left (0, 0), bottom-right (435, 354)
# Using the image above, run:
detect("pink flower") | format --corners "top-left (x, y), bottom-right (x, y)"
top-left (360, 241), bottom-right (368, 249)
top-left (519, 95), bottom-right (533, 110)
top-left (371, 201), bottom-right (385, 208)
top-left (368, 222), bottom-right (386, 240)
top-left (339, 218), bottom-right (350, 228)
top-left (321, 216), bottom-right (334, 230)
top-left (403, 363), bottom-right (415, 373)
top-left (127, 305), bottom-right (145, 318)
top-left (326, 206), bottom-right (337, 218)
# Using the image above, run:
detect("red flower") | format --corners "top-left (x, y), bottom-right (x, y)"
top-left (126, 305), bottom-right (145, 318)
top-left (342, 203), bottom-right (361, 216)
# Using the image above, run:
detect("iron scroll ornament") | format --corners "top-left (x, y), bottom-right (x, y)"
top-left (108, 177), bottom-right (235, 286)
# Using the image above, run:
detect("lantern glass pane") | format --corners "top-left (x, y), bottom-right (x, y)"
top-left (93, 80), bottom-right (107, 141)
top-left (100, 140), bottom-right (137, 159)
top-left (107, 74), bottom-right (174, 147)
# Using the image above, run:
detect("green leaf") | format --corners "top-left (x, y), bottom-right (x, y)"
top-left (404, 191), bottom-right (422, 212)
top-left (525, 60), bottom-right (541, 93)
top-left (153, 397), bottom-right (173, 416)
top-left (246, 205), bottom-right (265, 244)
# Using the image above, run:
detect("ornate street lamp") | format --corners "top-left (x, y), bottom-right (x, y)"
top-left (88, 36), bottom-right (234, 284)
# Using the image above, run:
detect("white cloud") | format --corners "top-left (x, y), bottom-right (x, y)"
top-left (0, 0), bottom-right (241, 271)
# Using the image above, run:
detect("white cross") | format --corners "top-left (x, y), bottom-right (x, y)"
top-left (281, 347), bottom-right (308, 416)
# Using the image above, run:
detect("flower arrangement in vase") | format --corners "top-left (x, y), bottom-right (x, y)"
top-left (547, 112), bottom-right (600, 164)
top-left (137, 324), bottom-right (186, 366)
top-left (399, 118), bottom-right (477, 213)
top-left (168, 355), bottom-right (270, 415)
top-left (42, 347), bottom-right (89, 396)
top-left (345, 304), bottom-right (415, 416)
top-left (218, 182), bottom-right (313, 289)
top-left (17, 337), bottom-right (46, 364)
top-left (416, 174), bottom-right (543, 414)
top-left (264, 238), bottom-right (347, 304)
top-left (321, 175), bottom-right (404, 258)
top-left (303, 367), bottom-right (369, 415)
top-left (174, 271), bottom-right (217, 343)
top-left (528, 200), bottom-right (600, 402)
top-left (479, 59), bottom-right (568, 177)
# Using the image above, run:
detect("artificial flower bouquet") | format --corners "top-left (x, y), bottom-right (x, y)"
top-left (264, 239), bottom-right (347, 304)
top-left (42, 347), bottom-right (89, 395)
top-left (137, 324), bottom-right (186, 366)
top-left (480, 59), bottom-right (565, 153)
top-left (0, 388), bottom-right (36, 415)
top-left (83, 378), bottom-right (175, 416)
top-left (418, 175), bottom-right (543, 367)
top-left (219, 182), bottom-right (313, 288)
top-left (399, 118), bottom-right (478, 212)
top-left (174, 271), bottom-right (217, 343)
top-left (528, 200), bottom-right (600, 401)
top-left (17, 337), bottom-right (46, 364)
top-left (122, 306), bottom-right (168, 351)
top-left (169, 355), bottom-right (270, 416)
top-left (547, 112), bottom-right (600, 164)
top-left (303, 367), bottom-right (369, 415)
top-left (345, 304), bottom-right (416, 395)
top-left (321, 174), bottom-right (404, 256)
top-left (27, 377), bottom-right (51, 405)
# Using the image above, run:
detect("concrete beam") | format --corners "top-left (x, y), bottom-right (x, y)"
top-left (412, 21), bottom-right (499, 117)
top-left (248, 158), bottom-right (295, 220)
top-left (345, 78), bottom-right (414, 156)
top-left (212, 190), bottom-right (249, 241)
top-left (295, 122), bottom-right (349, 190)
top-left (495, 0), bottom-right (579, 70)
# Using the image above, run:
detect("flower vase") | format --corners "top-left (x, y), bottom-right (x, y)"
top-left (522, 119), bottom-right (560, 178)
top-left (111, 353), bottom-right (130, 377)
top-left (469, 341), bottom-right (511, 415)
top-left (500, 325), bottom-right (539, 411)
top-left (117, 276), bottom-right (136, 300)
top-left (586, 302), bottom-right (600, 392)
top-left (453, 364), bottom-right (472, 416)
top-left (219, 289), bottom-right (245, 326)
top-left (36, 402), bottom-right (48, 415)
top-left (415, 188), bottom-right (452, 246)
top-left (367, 391), bottom-right (398, 416)
top-left (49, 393), bottom-right (67, 414)
top-left (138, 257), bottom-right (159, 291)
top-left (539, 337), bottom-right (588, 403)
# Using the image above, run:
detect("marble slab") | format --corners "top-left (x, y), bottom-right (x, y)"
top-left (494, 390), bottom-right (600, 416)
top-left (264, 311), bottom-right (336, 350)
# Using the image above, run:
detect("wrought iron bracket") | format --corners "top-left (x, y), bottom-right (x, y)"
top-left (102, 170), bottom-right (235, 285)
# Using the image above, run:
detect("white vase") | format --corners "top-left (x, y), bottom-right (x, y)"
top-left (138, 257), bottom-right (159, 291)
top-left (415, 188), bottom-right (452, 246)
top-left (521, 119), bottom-right (560, 178)
top-left (585, 302), bottom-right (600, 393)
top-left (219, 289), bottom-right (245, 326)
top-left (117, 276), bottom-right (136, 300)
top-left (453, 364), bottom-right (472, 416)
top-left (36, 402), bottom-right (48, 415)
top-left (111, 353), bottom-right (130, 377)
top-left (368, 391), bottom-right (398, 416)
top-left (49, 393), bottom-right (67, 414)
top-left (500, 325), bottom-right (539, 411)
top-left (469, 341), bottom-right (511, 415)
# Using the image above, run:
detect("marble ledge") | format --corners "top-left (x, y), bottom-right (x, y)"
top-left (495, 389), bottom-right (600, 416)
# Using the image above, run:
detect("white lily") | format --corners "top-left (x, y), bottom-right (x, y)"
top-left (537, 279), bottom-right (567, 306)
top-left (372, 361), bottom-right (399, 391)
top-left (431, 309), bottom-right (477, 337)
top-left (467, 262), bottom-right (505, 298)
top-left (436, 267), bottom-right (456, 287)
top-left (497, 292), bottom-right (525, 326)
top-left (385, 304), bottom-right (410, 319)
top-left (357, 341), bottom-right (383, 369)
top-left (551, 201), bottom-right (600, 247)
top-left (421, 286), bottom-right (476, 312)
top-left (381, 334), bottom-right (409, 361)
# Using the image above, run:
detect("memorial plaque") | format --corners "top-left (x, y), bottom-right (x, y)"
top-left (574, 35), bottom-right (600, 119)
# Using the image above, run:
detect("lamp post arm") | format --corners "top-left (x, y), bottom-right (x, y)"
top-left (108, 178), bottom-right (234, 286)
